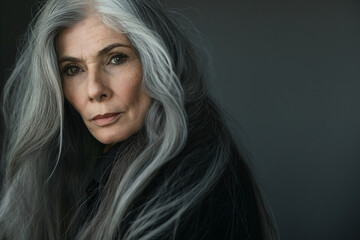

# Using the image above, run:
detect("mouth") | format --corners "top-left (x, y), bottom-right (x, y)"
top-left (92, 112), bottom-right (121, 127)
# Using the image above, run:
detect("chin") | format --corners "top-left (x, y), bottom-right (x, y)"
top-left (92, 129), bottom-right (133, 145)
top-left (96, 135), bottom-right (125, 145)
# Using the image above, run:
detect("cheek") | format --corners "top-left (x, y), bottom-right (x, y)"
top-left (138, 94), bottom-right (152, 119)
top-left (114, 71), bottom-right (144, 104)
top-left (63, 83), bottom-right (83, 113)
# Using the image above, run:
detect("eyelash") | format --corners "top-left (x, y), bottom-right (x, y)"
top-left (109, 53), bottom-right (129, 65)
top-left (62, 53), bottom-right (129, 77)
top-left (62, 65), bottom-right (82, 77)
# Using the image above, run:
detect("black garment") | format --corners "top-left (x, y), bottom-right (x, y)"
top-left (84, 143), bottom-right (263, 240)
top-left (85, 142), bottom-right (122, 221)
top-left (175, 160), bottom-right (263, 240)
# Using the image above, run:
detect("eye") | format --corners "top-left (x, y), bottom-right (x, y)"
top-left (63, 65), bottom-right (81, 76)
top-left (109, 54), bottom-right (128, 65)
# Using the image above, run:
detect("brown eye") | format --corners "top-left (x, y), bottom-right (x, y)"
top-left (109, 54), bottom-right (128, 65)
top-left (64, 66), bottom-right (81, 76)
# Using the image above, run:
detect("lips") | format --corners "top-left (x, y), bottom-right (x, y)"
top-left (92, 112), bottom-right (121, 126)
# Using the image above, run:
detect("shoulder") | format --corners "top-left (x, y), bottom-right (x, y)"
top-left (174, 151), bottom-right (264, 240)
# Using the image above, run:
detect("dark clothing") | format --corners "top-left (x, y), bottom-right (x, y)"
top-left (85, 142), bottom-right (122, 221)
top-left (85, 143), bottom-right (263, 240)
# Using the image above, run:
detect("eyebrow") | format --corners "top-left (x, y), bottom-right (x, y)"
top-left (58, 43), bottom-right (131, 64)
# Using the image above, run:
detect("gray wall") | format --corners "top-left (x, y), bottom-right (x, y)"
top-left (1, 0), bottom-right (360, 239)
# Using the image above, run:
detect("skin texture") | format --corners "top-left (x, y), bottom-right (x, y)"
top-left (58, 16), bottom-right (152, 150)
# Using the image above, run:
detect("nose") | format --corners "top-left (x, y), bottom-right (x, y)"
top-left (87, 67), bottom-right (112, 102)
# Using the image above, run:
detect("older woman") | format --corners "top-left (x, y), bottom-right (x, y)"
top-left (0, 0), bottom-right (277, 239)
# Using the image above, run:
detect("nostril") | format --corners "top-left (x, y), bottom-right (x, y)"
top-left (100, 93), bottom-right (107, 100)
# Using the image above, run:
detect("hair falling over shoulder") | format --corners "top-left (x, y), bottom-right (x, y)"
top-left (0, 0), bottom-right (278, 239)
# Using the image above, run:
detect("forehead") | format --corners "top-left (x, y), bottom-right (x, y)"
top-left (57, 16), bottom-right (130, 58)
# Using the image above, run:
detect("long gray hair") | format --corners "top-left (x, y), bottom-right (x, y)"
top-left (0, 0), bottom-right (277, 239)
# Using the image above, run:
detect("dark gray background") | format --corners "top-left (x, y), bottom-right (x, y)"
top-left (1, 0), bottom-right (360, 239)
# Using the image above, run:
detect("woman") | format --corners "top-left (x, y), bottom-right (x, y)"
top-left (0, 0), bottom-right (277, 239)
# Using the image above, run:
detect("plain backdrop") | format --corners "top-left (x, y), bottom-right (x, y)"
top-left (1, 0), bottom-right (360, 239)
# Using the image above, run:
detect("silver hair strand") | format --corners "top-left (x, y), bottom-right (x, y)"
top-left (0, 0), bottom-right (278, 239)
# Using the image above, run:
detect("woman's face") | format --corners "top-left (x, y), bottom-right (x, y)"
top-left (58, 16), bottom-right (152, 147)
